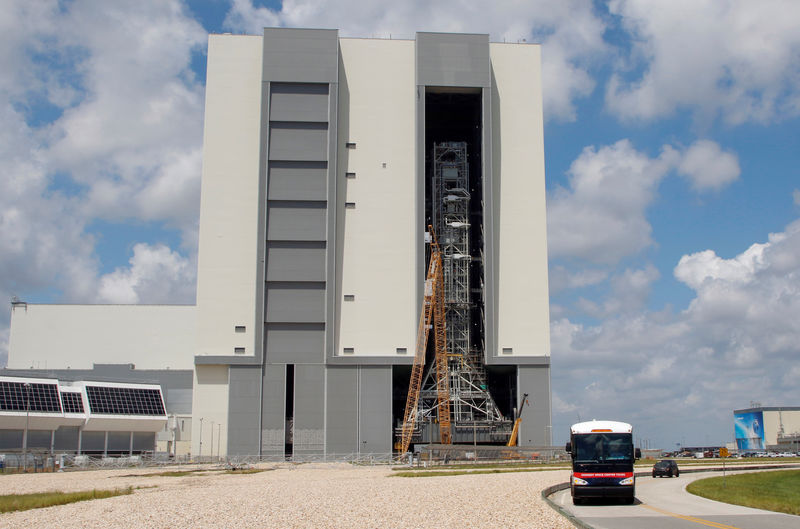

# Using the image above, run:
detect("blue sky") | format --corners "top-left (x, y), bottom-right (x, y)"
top-left (2, 0), bottom-right (799, 449)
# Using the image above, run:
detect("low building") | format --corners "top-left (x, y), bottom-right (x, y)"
top-left (0, 374), bottom-right (178, 456)
top-left (734, 406), bottom-right (800, 452)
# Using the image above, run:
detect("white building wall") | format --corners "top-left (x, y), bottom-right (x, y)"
top-left (191, 365), bottom-right (229, 457)
top-left (8, 304), bottom-right (195, 370)
top-left (490, 43), bottom-right (551, 358)
top-left (763, 409), bottom-right (800, 446)
top-left (195, 35), bottom-right (263, 360)
top-left (335, 39), bottom-right (417, 357)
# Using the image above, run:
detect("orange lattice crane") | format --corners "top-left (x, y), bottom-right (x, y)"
top-left (397, 227), bottom-right (452, 455)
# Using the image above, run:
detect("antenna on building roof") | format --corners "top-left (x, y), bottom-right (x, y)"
top-left (11, 295), bottom-right (27, 311)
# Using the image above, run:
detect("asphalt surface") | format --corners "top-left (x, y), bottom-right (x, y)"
top-left (551, 470), bottom-right (800, 529)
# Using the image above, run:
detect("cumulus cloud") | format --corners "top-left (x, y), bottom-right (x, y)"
top-left (549, 266), bottom-right (609, 294)
top-left (552, 218), bottom-right (800, 445)
top-left (98, 243), bottom-right (195, 304)
top-left (606, 0), bottom-right (800, 124)
top-left (577, 265), bottom-right (660, 318)
top-left (0, 0), bottom-right (205, 364)
top-left (548, 138), bottom-right (738, 265)
top-left (223, 0), bottom-right (607, 121)
top-left (46, 0), bottom-right (206, 241)
top-left (547, 139), bottom-right (678, 263)
top-left (674, 243), bottom-right (769, 290)
top-left (677, 140), bottom-right (740, 192)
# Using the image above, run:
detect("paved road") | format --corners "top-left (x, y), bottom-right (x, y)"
top-left (551, 470), bottom-right (800, 529)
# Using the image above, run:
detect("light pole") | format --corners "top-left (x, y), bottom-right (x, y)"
top-left (198, 417), bottom-right (204, 462)
top-left (210, 421), bottom-right (215, 461)
top-left (217, 424), bottom-right (221, 461)
top-left (23, 383), bottom-right (31, 472)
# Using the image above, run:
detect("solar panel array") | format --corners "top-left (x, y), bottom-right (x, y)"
top-left (86, 386), bottom-right (166, 416)
top-left (60, 392), bottom-right (85, 413)
top-left (0, 381), bottom-right (62, 413)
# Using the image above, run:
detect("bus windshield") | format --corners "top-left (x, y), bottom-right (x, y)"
top-left (574, 433), bottom-right (633, 463)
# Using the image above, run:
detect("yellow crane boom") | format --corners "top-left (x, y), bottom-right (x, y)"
top-left (506, 393), bottom-right (530, 447)
top-left (397, 227), bottom-right (452, 454)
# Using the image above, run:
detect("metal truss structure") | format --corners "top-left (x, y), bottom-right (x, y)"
top-left (417, 142), bottom-right (506, 433)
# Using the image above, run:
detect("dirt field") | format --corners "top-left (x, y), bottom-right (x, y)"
top-left (0, 463), bottom-right (572, 528)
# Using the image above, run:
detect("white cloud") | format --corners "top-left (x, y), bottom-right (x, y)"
top-left (578, 265), bottom-right (660, 318)
top-left (606, 0), bottom-right (800, 124)
top-left (46, 0), bottom-right (207, 243)
top-left (223, 0), bottom-right (608, 121)
top-left (677, 140), bottom-right (740, 192)
top-left (548, 139), bottom-right (739, 265)
top-left (549, 266), bottom-right (609, 293)
top-left (552, 218), bottom-right (800, 445)
top-left (98, 243), bottom-right (195, 304)
top-left (547, 139), bottom-right (678, 263)
top-left (0, 0), bottom-right (205, 365)
top-left (674, 244), bottom-right (769, 290)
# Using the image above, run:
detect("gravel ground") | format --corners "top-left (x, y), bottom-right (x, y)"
top-left (0, 463), bottom-right (573, 528)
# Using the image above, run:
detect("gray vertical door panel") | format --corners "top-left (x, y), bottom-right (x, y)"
top-left (268, 162), bottom-right (328, 201)
top-left (81, 431), bottom-right (105, 451)
top-left (263, 28), bottom-right (338, 83)
top-left (133, 432), bottom-right (155, 451)
top-left (265, 282), bottom-right (326, 323)
top-left (265, 323), bottom-right (325, 364)
top-left (416, 32), bottom-right (490, 87)
top-left (517, 365), bottom-right (551, 446)
top-left (268, 123), bottom-right (329, 161)
top-left (261, 364), bottom-right (286, 457)
top-left (325, 366), bottom-right (359, 455)
top-left (266, 243), bottom-right (327, 282)
top-left (260, 28), bottom-right (339, 453)
top-left (359, 366), bottom-right (392, 453)
top-left (293, 364), bottom-right (325, 456)
top-left (27, 430), bottom-right (53, 449)
top-left (0, 431), bottom-right (23, 450)
top-left (227, 366), bottom-right (262, 456)
top-left (54, 427), bottom-right (79, 451)
top-left (269, 84), bottom-right (330, 122)
top-left (267, 204), bottom-right (328, 241)
top-left (107, 432), bottom-right (130, 452)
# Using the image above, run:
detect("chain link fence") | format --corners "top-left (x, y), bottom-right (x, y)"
top-left (1, 444), bottom-right (568, 473)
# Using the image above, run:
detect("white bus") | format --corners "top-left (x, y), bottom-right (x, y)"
top-left (565, 420), bottom-right (641, 504)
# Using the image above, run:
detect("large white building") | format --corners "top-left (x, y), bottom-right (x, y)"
top-left (5, 29), bottom-right (551, 458)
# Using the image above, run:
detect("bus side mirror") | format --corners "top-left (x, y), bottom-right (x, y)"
top-left (635, 448), bottom-right (642, 460)
top-left (565, 442), bottom-right (572, 454)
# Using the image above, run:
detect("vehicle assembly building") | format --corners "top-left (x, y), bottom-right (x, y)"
top-left (4, 29), bottom-right (551, 458)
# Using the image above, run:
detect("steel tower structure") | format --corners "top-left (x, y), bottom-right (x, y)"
top-left (417, 142), bottom-right (506, 434)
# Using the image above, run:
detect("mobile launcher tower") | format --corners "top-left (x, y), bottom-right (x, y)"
top-left (413, 141), bottom-right (508, 445)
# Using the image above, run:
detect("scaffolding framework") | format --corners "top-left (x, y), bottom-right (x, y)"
top-left (416, 142), bottom-right (507, 435)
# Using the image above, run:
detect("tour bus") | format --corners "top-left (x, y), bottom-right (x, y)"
top-left (565, 420), bottom-right (641, 504)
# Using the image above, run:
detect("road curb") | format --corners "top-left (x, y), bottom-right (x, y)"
top-left (541, 482), bottom-right (595, 529)
top-left (542, 463), bottom-right (800, 529)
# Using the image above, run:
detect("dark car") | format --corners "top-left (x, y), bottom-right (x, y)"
top-left (652, 459), bottom-right (679, 477)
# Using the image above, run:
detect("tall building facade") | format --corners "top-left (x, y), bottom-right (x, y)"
top-left (194, 28), bottom-right (551, 457)
top-left (6, 29), bottom-right (551, 458)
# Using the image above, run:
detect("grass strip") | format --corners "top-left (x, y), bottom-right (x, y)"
top-left (393, 467), bottom-right (564, 478)
top-left (392, 462), bottom-right (569, 472)
top-left (0, 487), bottom-right (133, 513)
top-left (223, 468), bottom-right (268, 475)
top-left (119, 470), bottom-right (200, 478)
top-left (686, 469), bottom-right (800, 516)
